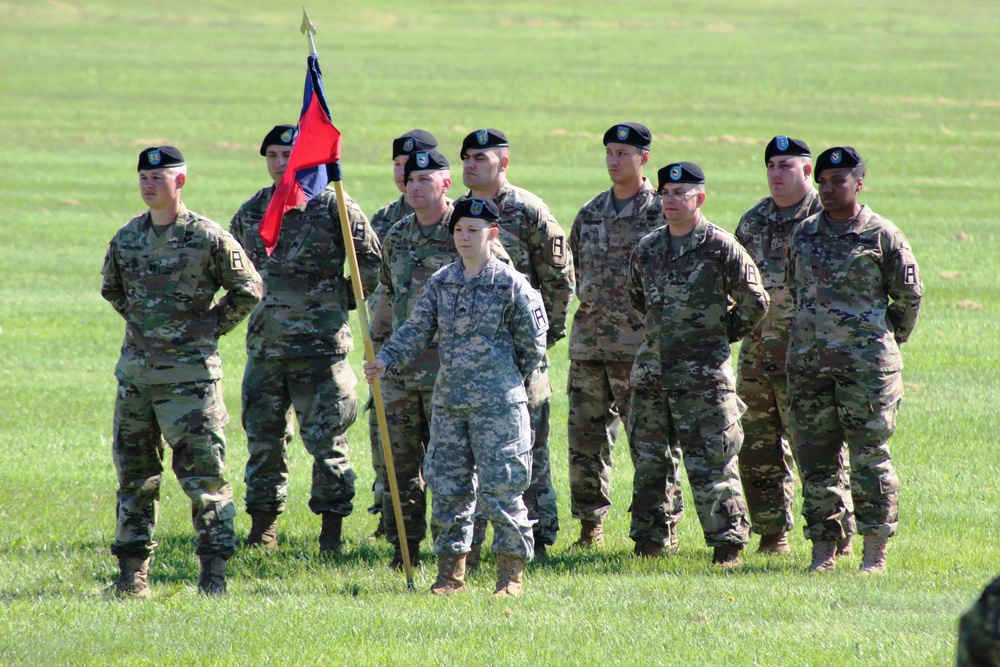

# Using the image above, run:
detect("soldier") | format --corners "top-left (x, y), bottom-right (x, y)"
top-left (366, 129), bottom-right (439, 539)
top-left (365, 197), bottom-right (548, 597)
top-left (102, 146), bottom-right (262, 597)
top-left (458, 128), bottom-right (573, 564)
top-left (567, 123), bottom-right (683, 550)
top-left (785, 146), bottom-right (922, 573)
top-left (229, 125), bottom-right (381, 556)
top-left (957, 575), bottom-right (1000, 666)
top-left (626, 162), bottom-right (768, 566)
top-left (734, 135), bottom-right (856, 555)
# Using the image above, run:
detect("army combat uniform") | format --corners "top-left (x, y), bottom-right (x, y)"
top-left (568, 178), bottom-right (684, 525)
top-left (459, 182), bottom-right (573, 550)
top-left (785, 205), bottom-right (922, 543)
top-left (626, 216), bottom-right (769, 550)
top-left (376, 256), bottom-right (548, 560)
top-left (229, 185), bottom-right (380, 526)
top-left (958, 575), bottom-right (1000, 666)
top-left (735, 190), bottom-right (856, 539)
top-left (102, 205), bottom-right (262, 561)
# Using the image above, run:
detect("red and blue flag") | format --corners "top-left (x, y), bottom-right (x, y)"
top-left (260, 53), bottom-right (342, 254)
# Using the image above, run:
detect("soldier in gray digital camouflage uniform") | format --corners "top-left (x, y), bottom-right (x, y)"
top-left (626, 162), bottom-right (768, 567)
top-left (229, 125), bottom-right (381, 556)
top-left (785, 146), bottom-right (922, 573)
top-left (458, 128), bottom-right (573, 564)
top-left (567, 123), bottom-right (684, 550)
top-left (957, 575), bottom-right (1000, 666)
top-left (365, 129), bottom-right (439, 539)
top-left (102, 146), bottom-right (263, 597)
top-left (735, 135), bottom-right (856, 556)
top-left (366, 197), bottom-right (548, 597)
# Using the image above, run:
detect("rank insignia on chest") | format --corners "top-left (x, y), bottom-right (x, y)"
top-left (532, 305), bottom-right (548, 330)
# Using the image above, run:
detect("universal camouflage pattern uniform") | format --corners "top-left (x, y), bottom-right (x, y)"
top-left (376, 256), bottom-right (548, 560)
top-left (229, 184), bottom-right (381, 519)
top-left (102, 205), bottom-right (262, 559)
top-left (371, 203), bottom-right (511, 549)
top-left (735, 190), bottom-right (855, 538)
top-left (626, 215), bottom-right (769, 548)
top-left (568, 177), bottom-right (684, 524)
top-left (957, 575), bottom-right (1000, 667)
top-left (785, 205), bottom-right (922, 541)
top-left (459, 182), bottom-right (573, 549)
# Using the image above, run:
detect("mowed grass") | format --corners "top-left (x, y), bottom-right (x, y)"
top-left (1, 1), bottom-right (998, 664)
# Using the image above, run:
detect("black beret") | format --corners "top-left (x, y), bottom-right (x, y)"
top-left (392, 129), bottom-right (438, 159)
top-left (603, 122), bottom-right (652, 149)
top-left (404, 150), bottom-right (450, 183)
top-left (259, 125), bottom-right (297, 156)
top-left (764, 135), bottom-right (811, 164)
top-left (460, 129), bottom-right (509, 159)
top-left (450, 197), bottom-right (501, 233)
top-left (657, 161), bottom-right (705, 190)
top-left (814, 146), bottom-right (863, 181)
top-left (137, 146), bottom-right (185, 171)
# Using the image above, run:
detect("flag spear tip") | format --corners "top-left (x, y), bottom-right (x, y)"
top-left (300, 7), bottom-right (317, 54)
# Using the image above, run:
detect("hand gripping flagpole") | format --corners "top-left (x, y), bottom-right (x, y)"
top-left (301, 8), bottom-right (415, 590)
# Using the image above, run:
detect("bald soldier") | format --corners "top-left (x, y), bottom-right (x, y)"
top-left (102, 146), bottom-right (262, 597)
top-left (230, 124), bottom-right (381, 556)
top-left (626, 162), bottom-right (768, 567)
top-left (366, 129), bottom-right (439, 538)
top-left (734, 136), bottom-right (856, 555)
top-left (785, 146), bottom-right (922, 573)
top-left (458, 128), bottom-right (574, 563)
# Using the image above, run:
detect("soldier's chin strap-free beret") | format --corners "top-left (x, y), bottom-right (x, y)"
top-left (764, 135), bottom-right (811, 164)
top-left (657, 161), bottom-right (705, 190)
top-left (603, 122), bottom-right (652, 150)
top-left (393, 129), bottom-right (438, 159)
top-left (404, 150), bottom-right (450, 183)
top-left (138, 145), bottom-right (185, 171)
top-left (450, 197), bottom-right (500, 233)
top-left (460, 129), bottom-right (508, 159)
top-left (814, 146), bottom-right (863, 181)
top-left (260, 125), bottom-right (297, 156)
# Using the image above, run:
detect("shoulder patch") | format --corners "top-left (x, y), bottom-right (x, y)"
top-left (550, 235), bottom-right (565, 260)
top-left (532, 304), bottom-right (548, 330)
top-left (903, 264), bottom-right (918, 285)
top-left (231, 248), bottom-right (246, 271)
top-left (745, 263), bottom-right (759, 284)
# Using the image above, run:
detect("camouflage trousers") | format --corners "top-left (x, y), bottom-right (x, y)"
top-left (957, 575), bottom-right (1000, 667)
top-left (628, 384), bottom-right (750, 548)
top-left (568, 360), bottom-right (684, 523)
top-left (471, 389), bottom-right (559, 548)
top-left (377, 383), bottom-right (432, 546)
top-left (424, 403), bottom-right (534, 560)
top-left (736, 373), bottom-right (856, 537)
top-left (111, 379), bottom-right (236, 559)
top-left (788, 370), bottom-right (902, 541)
top-left (242, 354), bottom-right (358, 517)
top-left (367, 394), bottom-right (386, 518)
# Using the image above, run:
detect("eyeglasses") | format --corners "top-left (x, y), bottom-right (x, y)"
top-left (658, 190), bottom-right (698, 200)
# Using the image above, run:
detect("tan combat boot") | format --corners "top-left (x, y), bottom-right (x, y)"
top-left (712, 544), bottom-right (743, 568)
top-left (573, 520), bottom-right (604, 549)
top-left (318, 512), bottom-right (343, 556)
top-left (389, 539), bottom-right (421, 572)
top-left (633, 537), bottom-right (664, 558)
top-left (110, 555), bottom-right (152, 599)
top-left (494, 553), bottom-right (526, 598)
top-left (860, 536), bottom-right (888, 573)
top-left (430, 553), bottom-right (468, 595)
top-left (466, 541), bottom-right (483, 573)
top-left (758, 532), bottom-right (791, 555)
top-left (197, 554), bottom-right (227, 596)
top-left (808, 540), bottom-right (837, 573)
top-left (836, 536), bottom-right (853, 558)
top-left (246, 510), bottom-right (279, 550)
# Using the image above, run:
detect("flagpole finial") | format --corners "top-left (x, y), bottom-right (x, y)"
top-left (301, 7), bottom-right (317, 55)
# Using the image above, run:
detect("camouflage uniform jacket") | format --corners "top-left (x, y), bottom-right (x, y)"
top-left (784, 205), bottom-right (923, 373)
top-left (735, 190), bottom-right (822, 376)
top-left (626, 216), bottom-right (770, 392)
top-left (229, 184), bottom-right (381, 359)
top-left (458, 182), bottom-right (573, 347)
top-left (101, 205), bottom-right (263, 385)
top-left (377, 256), bottom-right (548, 410)
top-left (569, 178), bottom-right (665, 361)
top-left (371, 203), bottom-right (511, 392)
top-left (370, 195), bottom-right (412, 242)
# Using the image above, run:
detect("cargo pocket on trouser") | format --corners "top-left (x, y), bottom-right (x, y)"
top-left (479, 404), bottom-right (532, 497)
top-left (693, 394), bottom-right (750, 541)
top-left (865, 371), bottom-right (904, 443)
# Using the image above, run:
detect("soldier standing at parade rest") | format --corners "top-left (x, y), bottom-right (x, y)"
top-left (567, 123), bottom-right (683, 550)
top-left (102, 146), bottom-right (263, 597)
top-left (229, 125), bottom-right (381, 556)
top-left (785, 146), bottom-right (922, 573)
top-left (734, 135), bottom-right (856, 556)
top-left (365, 129), bottom-right (439, 539)
top-left (626, 162), bottom-right (768, 566)
top-left (459, 128), bottom-right (573, 563)
top-left (365, 197), bottom-right (548, 597)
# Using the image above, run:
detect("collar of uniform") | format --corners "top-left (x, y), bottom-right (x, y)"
top-left (143, 203), bottom-right (190, 230)
top-left (669, 214), bottom-right (711, 257)
top-left (766, 188), bottom-right (820, 224)
top-left (822, 204), bottom-right (871, 237)
top-left (406, 204), bottom-right (453, 242)
top-left (602, 177), bottom-right (656, 219)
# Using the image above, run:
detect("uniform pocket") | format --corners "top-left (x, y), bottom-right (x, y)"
top-left (868, 372), bottom-right (904, 412)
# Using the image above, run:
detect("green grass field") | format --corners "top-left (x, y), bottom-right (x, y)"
top-left (1, 1), bottom-right (998, 664)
